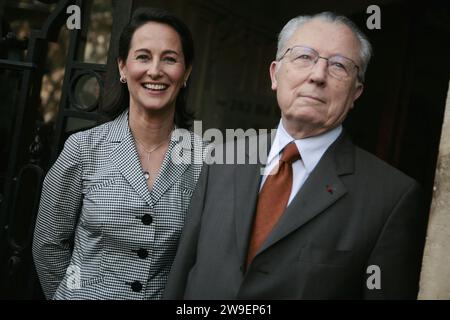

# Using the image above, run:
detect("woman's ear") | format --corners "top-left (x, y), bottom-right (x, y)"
top-left (184, 65), bottom-right (193, 84)
top-left (118, 58), bottom-right (126, 78)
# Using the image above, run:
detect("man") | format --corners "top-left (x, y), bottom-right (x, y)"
top-left (164, 12), bottom-right (428, 299)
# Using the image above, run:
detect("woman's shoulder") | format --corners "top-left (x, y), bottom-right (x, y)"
top-left (69, 111), bottom-right (128, 147)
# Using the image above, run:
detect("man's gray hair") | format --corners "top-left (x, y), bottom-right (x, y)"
top-left (276, 12), bottom-right (372, 82)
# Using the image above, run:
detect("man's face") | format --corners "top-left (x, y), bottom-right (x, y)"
top-left (270, 19), bottom-right (364, 137)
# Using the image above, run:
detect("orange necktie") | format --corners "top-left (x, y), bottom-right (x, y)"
top-left (246, 142), bottom-right (300, 268)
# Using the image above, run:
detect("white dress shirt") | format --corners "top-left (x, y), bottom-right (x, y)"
top-left (260, 120), bottom-right (342, 205)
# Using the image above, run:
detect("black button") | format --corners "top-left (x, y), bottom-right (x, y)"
top-left (141, 214), bottom-right (152, 225)
top-left (137, 248), bottom-right (148, 259)
top-left (131, 281), bottom-right (142, 292)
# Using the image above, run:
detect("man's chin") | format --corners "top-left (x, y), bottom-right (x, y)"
top-left (283, 114), bottom-right (326, 132)
top-left (284, 109), bottom-right (323, 125)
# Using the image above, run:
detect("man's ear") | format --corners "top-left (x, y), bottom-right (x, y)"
top-left (352, 82), bottom-right (364, 105)
top-left (269, 61), bottom-right (278, 91)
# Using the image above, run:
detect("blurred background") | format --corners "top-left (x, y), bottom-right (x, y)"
top-left (0, 0), bottom-right (449, 299)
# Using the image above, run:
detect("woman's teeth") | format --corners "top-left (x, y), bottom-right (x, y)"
top-left (143, 83), bottom-right (168, 90)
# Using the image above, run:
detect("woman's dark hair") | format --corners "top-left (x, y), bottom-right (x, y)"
top-left (102, 7), bottom-right (195, 129)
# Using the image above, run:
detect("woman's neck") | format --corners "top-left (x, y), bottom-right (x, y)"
top-left (128, 105), bottom-right (175, 148)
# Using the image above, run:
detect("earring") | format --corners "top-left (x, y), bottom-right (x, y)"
top-left (120, 75), bottom-right (127, 83)
top-left (183, 81), bottom-right (187, 88)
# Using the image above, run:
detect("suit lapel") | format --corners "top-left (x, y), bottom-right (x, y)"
top-left (234, 163), bottom-right (262, 267)
top-left (234, 133), bottom-right (274, 267)
top-left (258, 132), bottom-right (355, 254)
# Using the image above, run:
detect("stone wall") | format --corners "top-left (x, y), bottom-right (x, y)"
top-left (418, 80), bottom-right (450, 299)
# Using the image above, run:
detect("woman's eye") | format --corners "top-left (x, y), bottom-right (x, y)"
top-left (136, 55), bottom-right (150, 61)
top-left (163, 56), bottom-right (177, 64)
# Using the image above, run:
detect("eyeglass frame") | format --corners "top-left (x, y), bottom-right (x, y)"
top-left (277, 45), bottom-right (362, 82)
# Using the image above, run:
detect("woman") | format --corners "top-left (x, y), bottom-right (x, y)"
top-left (32, 7), bottom-right (204, 300)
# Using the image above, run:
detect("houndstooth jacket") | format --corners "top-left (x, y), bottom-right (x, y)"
top-left (32, 110), bottom-right (205, 300)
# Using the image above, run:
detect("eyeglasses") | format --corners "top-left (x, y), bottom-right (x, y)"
top-left (278, 45), bottom-right (360, 81)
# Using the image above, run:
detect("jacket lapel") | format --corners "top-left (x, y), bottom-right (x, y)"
top-left (150, 131), bottom-right (193, 205)
top-left (234, 163), bottom-right (261, 268)
top-left (108, 111), bottom-right (154, 207)
top-left (258, 132), bottom-right (355, 254)
top-left (107, 111), bottom-right (195, 207)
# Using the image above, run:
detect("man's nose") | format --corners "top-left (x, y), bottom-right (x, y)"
top-left (308, 57), bottom-right (328, 86)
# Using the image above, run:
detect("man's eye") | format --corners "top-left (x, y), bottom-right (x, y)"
top-left (296, 54), bottom-right (313, 60)
top-left (330, 61), bottom-right (346, 70)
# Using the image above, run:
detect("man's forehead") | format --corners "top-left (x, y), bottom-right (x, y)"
top-left (286, 19), bottom-right (360, 55)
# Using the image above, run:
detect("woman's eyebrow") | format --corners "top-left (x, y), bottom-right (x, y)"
top-left (134, 48), bottom-right (180, 55)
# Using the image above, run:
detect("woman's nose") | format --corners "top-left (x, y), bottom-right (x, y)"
top-left (147, 60), bottom-right (163, 78)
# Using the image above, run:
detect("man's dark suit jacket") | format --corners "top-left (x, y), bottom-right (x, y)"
top-left (164, 131), bottom-right (428, 299)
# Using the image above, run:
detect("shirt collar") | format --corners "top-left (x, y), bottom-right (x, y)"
top-left (267, 120), bottom-right (342, 174)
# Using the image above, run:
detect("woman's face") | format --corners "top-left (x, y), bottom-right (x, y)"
top-left (118, 22), bottom-right (191, 115)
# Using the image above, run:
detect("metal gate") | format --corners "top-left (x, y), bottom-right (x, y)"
top-left (0, 0), bottom-right (132, 299)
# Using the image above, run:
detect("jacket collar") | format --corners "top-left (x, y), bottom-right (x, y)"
top-left (106, 109), bottom-right (129, 143)
top-left (106, 109), bottom-right (192, 149)
top-left (107, 109), bottom-right (195, 207)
